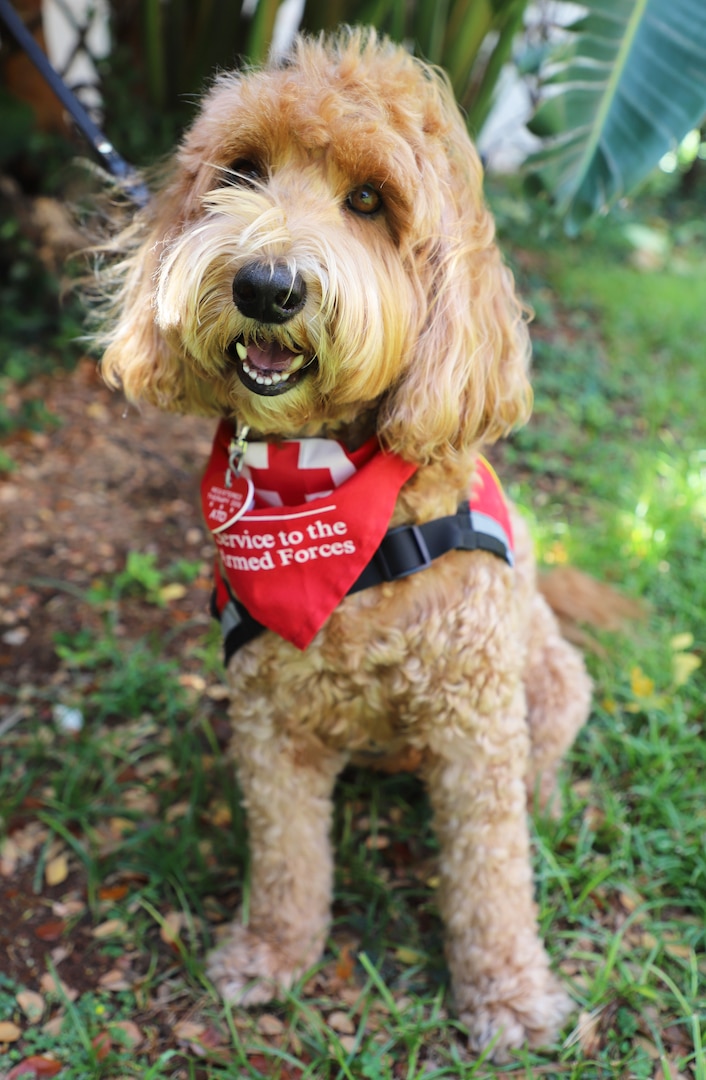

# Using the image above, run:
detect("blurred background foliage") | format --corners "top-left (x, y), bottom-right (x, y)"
top-left (2, 0), bottom-right (705, 210)
top-left (0, 0), bottom-right (705, 427)
top-left (91, 0), bottom-right (706, 230)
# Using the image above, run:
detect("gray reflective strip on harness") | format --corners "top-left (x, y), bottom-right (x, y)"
top-left (220, 600), bottom-right (244, 640)
top-left (467, 510), bottom-right (514, 568)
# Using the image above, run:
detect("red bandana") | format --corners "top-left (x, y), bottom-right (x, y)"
top-left (201, 420), bottom-right (417, 649)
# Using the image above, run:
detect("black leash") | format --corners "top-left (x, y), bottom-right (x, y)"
top-left (0, 0), bottom-right (149, 206)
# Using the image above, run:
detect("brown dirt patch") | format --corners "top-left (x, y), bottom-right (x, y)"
top-left (0, 359), bottom-right (216, 692)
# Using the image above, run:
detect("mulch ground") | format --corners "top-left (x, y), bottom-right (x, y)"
top-left (0, 359), bottom-right (216, 688)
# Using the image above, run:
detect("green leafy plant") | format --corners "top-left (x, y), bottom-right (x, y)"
top-left (526, 0), bottom-right (706, 231)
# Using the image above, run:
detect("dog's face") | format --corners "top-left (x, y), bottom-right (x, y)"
top-left (99, 29), bottom-right (531, 462)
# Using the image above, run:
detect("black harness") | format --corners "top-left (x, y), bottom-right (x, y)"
top-left (212, 499), bottom-right (513, 663)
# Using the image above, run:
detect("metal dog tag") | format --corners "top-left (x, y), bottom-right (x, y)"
top-left (207, 473), bottom-right (255, 533)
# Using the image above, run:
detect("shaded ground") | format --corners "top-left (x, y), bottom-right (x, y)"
top-left (0, 360), bottom-right (216, 690)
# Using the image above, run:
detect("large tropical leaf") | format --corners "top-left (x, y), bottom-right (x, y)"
top-left (527, 0), bottom-right (706, 232)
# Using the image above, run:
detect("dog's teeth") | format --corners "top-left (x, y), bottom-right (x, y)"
top-left (235, 341), bottom-right (248, 361)
top-left (240, 354), bottom-right (304, 387)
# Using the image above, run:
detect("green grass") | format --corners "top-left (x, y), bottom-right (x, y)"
top-left (2, 195), bottom-right (706, 1077)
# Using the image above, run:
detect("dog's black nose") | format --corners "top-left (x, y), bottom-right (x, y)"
top-left (232, 261), bottom-right (307, 324)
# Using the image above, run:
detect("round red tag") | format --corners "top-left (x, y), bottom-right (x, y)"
top-left (204, 474), bottom-right (255, 534)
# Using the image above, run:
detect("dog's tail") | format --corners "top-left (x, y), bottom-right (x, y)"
top-left (539, 566), bottom-right (646, 651)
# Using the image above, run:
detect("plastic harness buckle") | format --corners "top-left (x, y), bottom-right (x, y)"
top-left (374, 522), bottom-right (433, 581)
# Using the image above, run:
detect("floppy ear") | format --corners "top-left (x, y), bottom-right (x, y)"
top-left (91, 173), bottom-right (215, 414)
top-left (378, 72), bottom-right (532, 465)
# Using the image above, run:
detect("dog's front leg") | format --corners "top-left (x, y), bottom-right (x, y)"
top-left (207, 720), bottom-right (346, 1006)
top-left (422, 687), bottom-right (572, 1061)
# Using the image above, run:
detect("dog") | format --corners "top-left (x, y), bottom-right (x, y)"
top-left (92, 27), bottom-right (592, 1059)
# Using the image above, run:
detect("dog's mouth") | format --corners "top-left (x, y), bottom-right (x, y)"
top-left (226, 336), bottom-right (316, 397)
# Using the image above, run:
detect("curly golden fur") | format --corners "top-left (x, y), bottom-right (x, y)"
top-left (92, 27), bottom-right (592, 1059)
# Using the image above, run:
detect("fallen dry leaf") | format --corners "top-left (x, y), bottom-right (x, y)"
top-left (91, 1031), bottom-right (112, 1061)
top-left (44, 852), bottom-right (69, 886)
top-left (16, 989), bottom-right (45, 1023)
top-left (665, 942), bottom-right (693, 960)
top-left (133, 755), bottom-right (171, 779)
top-left (1, 837), bottom-right (19, 876)
top-left (197, 1024), bottom-right (230, 1052)
top-left (571, 1009), bottom-right (603, 1056)
top-left (663, 1024), bottom-right (692, 1055)
top-left (6, 1056), bottom-right (63, 1078)
top-left (98, 969), bottom-right (133, 992)
top-left (41, 1015), bottom-right (65, 1038)
top-left (92, 918), bottom-right (128, 939)
top-left (633, 1035), bottom-right (660, 1059)
top-left (98, 883), bottom-right (130, 902)
top-left (583, 805), bottom-right (607, 832)
top-left (123, 790), bottom-right (159, 815)
top-left (39, 973), bottom-right (77, 1002)
top-left (394, 946), bottom-right (424, 965)
top-left (364, 835), bottom-right (390, 850)
top-left (159, 910), bottom-right (184, 945)
top-left (327, 1011), bottom-right (355, 1035)
top-left (338, 986), bottom-right (362, 1007)
top-left (177, 670), bottom-right (204, 688)
top-left (86, 401), bottom-right (110, 422)
top-left (206, 682), bottom-right (230, 701)
top-left (335, 945), bottom-right (355, 982)
top-left (110, 1019), bottom-right (143, 1050)
top-left (206, 801), bottom-right (233, 827)
top-left (256, 1013), bottom-right (285, 1036)
top-left (247, 1055), bottom-right (271, 1074)
top-left (672, 651), bottom-right (701, 687)
top-left (165, 801), bottom-right (191, 822)
top-left (160, 583), bottom-right (187, 603)
top-left (173, 1020), bottom-right (206, 1042)
top-left (654, 1061), bottom-right (691, 1080)
top-left (616, 889), bottom-right (646, 915)
top-left (51, 897), bottom-right (86, 918)
top-left (107, 816), bottom-right (137, 836)
top-left (0, 1019), bottom-right (22, 1041)
top-left (34, 920), bottom-right (67, 942)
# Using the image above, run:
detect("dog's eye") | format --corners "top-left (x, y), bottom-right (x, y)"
top-left (223, 159), bottom-right (264, 186)
top-left (346, 184), bottom-right (382, 216)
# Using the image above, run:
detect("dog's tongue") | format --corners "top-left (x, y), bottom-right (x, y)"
top-left (247, 342), bottom-right (303, 374)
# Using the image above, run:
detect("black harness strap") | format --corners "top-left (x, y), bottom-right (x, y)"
top-left (215, 502), bottom-right (512, 664)
top-left (350, 501), bottom-right (510, 591)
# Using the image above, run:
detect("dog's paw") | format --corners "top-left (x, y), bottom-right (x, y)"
top-left (206, 925), bottom-right (313, 1006)
top-left (459, 975), bottom-right (573, 1063)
